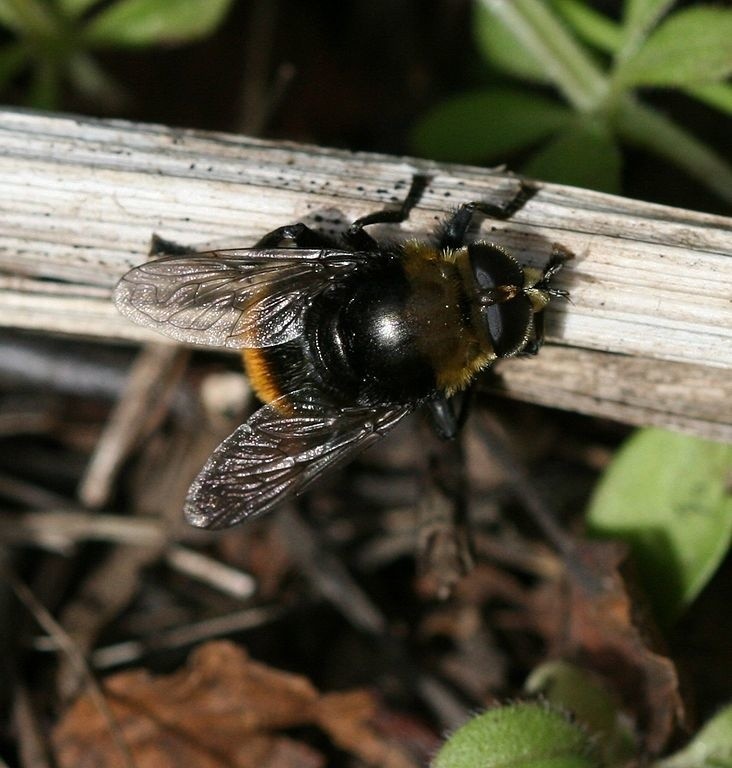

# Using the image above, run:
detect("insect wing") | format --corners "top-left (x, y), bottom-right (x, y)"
top-left (113, 249), bottom-right (365, 348)
top-left (184, 391), bottom-right (412, 529)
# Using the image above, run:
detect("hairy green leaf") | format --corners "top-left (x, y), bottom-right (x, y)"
top-left (432, 702), bottom-right (598, 768)
top-left (526, 661), bottom-right (636, 765)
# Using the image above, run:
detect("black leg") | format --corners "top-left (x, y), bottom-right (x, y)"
top-left (439, 182), bottom-right (538, 250)
top-left (518, 317), bottom-right (543, 357)
top-left (428, 391), bottom-right (472, 440)
top-left (344, 173), bottom-right (432, 250)
top-left (536, 245), bottom-right (573, 295)
top-left (254, 222), bottom-right (339, 249)
top-left (517, 245), bottom-right (573, 357)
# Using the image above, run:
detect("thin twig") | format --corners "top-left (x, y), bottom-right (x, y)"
top-left (415, 423), bottom-right (473, 599)
top-left (165, 545), bottom-right (257, 601)
top-left (78, 344), bottom-right (190, 509)
top-left (72, 606), bottom-right (284, 670)
top-left (475, 411), bottom-right (601, 589)
top-left (4, 566), bottom-right (136, 768)
top-left (13, 682), bottom-right (53, 768)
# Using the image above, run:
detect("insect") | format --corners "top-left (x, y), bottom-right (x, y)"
top-left (114, 175), bottom-right (569, 529)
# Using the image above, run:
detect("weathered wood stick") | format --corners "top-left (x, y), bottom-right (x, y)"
top-left (1, 109), bottom-right (730, 439)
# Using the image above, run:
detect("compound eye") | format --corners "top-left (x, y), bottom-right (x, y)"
top-left (469, 243), bottom-right (524, 291)
top-left (481, 296), bottom-right (532, 357)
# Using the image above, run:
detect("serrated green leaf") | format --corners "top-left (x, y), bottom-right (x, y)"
top-left (411, 89), bottom-right (571, 164)
top-left (83, 0), bottom-right (235, 48)
top-left (616, 6), bottom-right (732, 87)
top-left (553, 0), bottom-right (622, 54)
top-left (587, 428), bottom-right (732, 624)
top-left (432, 702), bottom-right (599, 768)
top-left (522, 120), bottom-right (621, 193)
top-left (660, 704), bottom-right (732, 768)
top-left (474, 2), bottom-right (549, 83)
top-left (684, 82), bottom-right (732, 117)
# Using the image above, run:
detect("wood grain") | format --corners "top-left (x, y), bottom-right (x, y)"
top-left (1, 109), bottom-right (730, 439)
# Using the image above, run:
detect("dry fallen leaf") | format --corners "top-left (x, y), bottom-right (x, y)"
top-left (53, 640), bottom-right (417, 768)
top-left (533, 541), bottom-right (686, 753)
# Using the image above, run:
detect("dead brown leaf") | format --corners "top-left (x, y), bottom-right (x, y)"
top-left (534, 540), bottom-right (686, 754)
top-left (52, 640), bottom-right (417, 768)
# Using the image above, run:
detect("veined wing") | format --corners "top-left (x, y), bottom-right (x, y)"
top-left (184, 389), bottom-right (413, 529)
top-left (113, 248), bottom-right (367, 348)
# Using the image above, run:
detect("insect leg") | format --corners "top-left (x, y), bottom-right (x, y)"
top-left (254, 223), bottom-right (339, 249)
top-left (536, 245), bottom-right (573, 294)
top-left (344, 173), bottom-right (432, 250)
top-left (517, 245), bottom-right (573, 357)
top-left (427, 391), bottom-right (472, 440)
top-left (439, 182), bottom-right (538, 250)
top-left (518, 316), bottom-right (543, 357)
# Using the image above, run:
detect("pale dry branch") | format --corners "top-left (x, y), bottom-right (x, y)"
top-left (1, 109), bottom-right (730, 439)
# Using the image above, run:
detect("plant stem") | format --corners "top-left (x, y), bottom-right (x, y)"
top-left (479, 0), bottom-right (608, 111)
top-left (615, 94), bottom-right (732, 205)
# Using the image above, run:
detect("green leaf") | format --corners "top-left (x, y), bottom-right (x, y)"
top-left (411, 88), bottom-right (571, 164)
top-left (522, 120), bottom-right (622, 193)
top-left (586, 428), bottom-right (732, 624)
top-left (473, 1), bottom-right (549, 83)
top-left (56, 0), bottom-right (108, 19)
top-left (0, 1), bottom-right (23, 31)
top-left (83, 0), bottom-right (234, 47)
top-left (659, 703), bottom-right (732, 768)
top-left (432, 702), bottom-right (598, 768)
top-left (615, 94), bottom-right (732, 203)
top-left (616, 6), bottom-right (732, 87)
top-left (0, 0), bottom-right (59, 36)
top-left (621, 0), bottom-right (677, 46)
top-left (525, 661), bottom-right (636, 765)
top-left (552, 0), bottom-right (623, 54)
top-left (684, 82), bottom-right (732, 117)
top-left (476, 0), bottom-right (608, 112)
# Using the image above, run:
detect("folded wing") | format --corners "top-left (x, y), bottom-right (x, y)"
top-left (185, 388), bottom-right (412, 529)
top-left (113, 248), bottom-right (367, 348)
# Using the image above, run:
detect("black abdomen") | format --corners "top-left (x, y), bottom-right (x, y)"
top-left (254, 256), bottom-right (456, 408)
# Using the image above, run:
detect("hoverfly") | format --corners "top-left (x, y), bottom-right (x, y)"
top-left (114, 175), bottom-right (568, 528)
